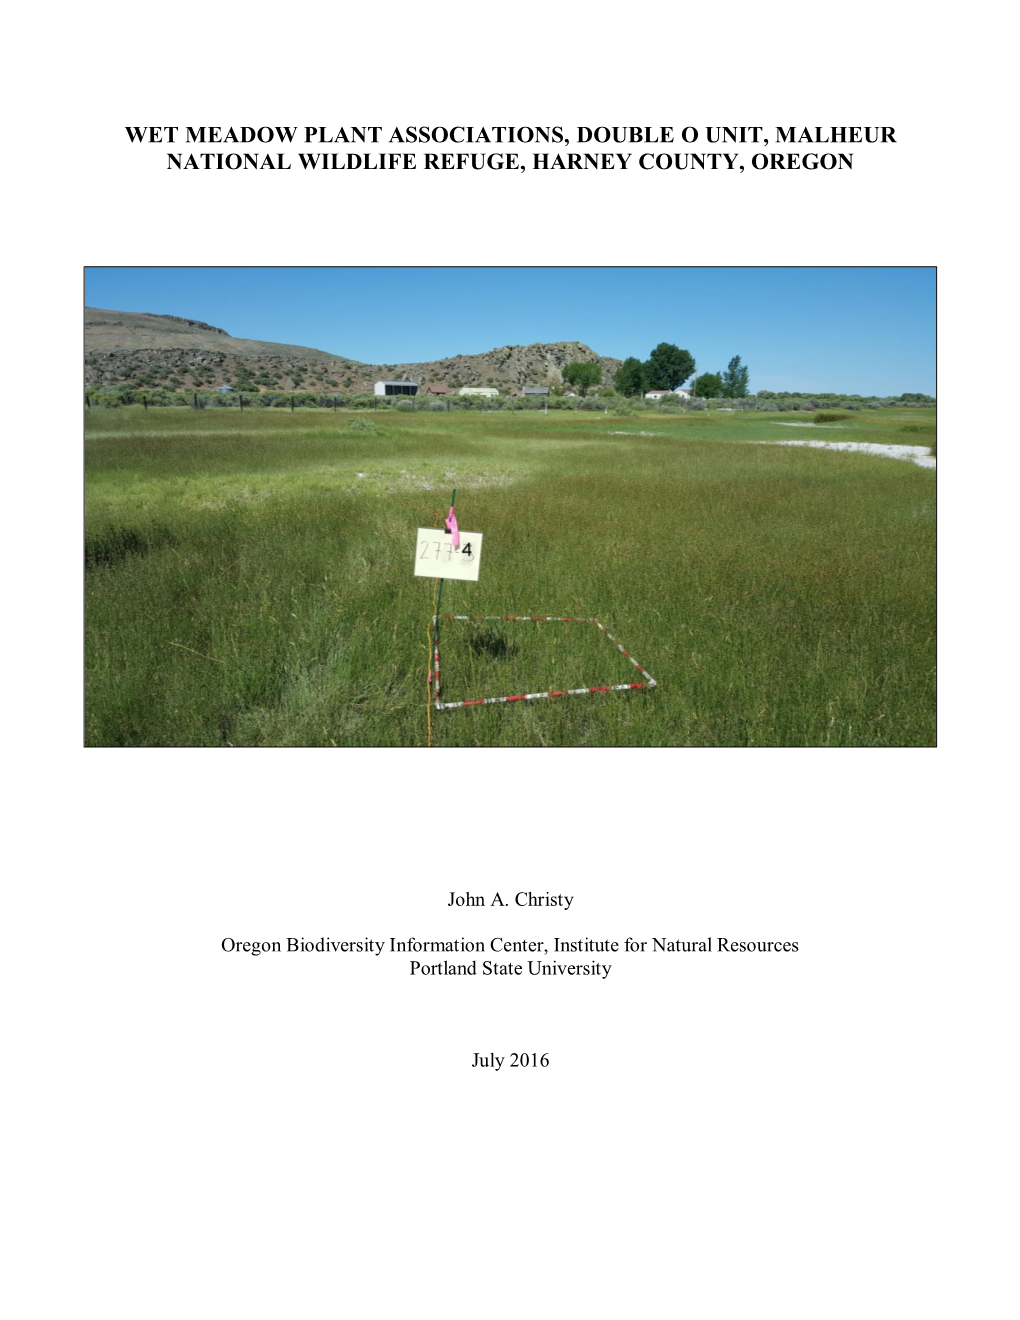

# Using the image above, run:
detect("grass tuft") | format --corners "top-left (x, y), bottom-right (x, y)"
top-left (85, 523), bottom-right (176, 569)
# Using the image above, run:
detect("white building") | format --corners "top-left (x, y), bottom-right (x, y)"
top-left (374, 380), bottom-right (419, 397)
top-left (644, 389), bottom-right (672, 400)
top-left (458, 387), bottom-right (499, 397)
top-left (674, 388), bottom-right (692, 398)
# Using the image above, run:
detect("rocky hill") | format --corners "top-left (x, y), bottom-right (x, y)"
top-left (84, 307), bottom-right (621, 394)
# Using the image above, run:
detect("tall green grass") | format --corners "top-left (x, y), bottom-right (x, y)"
top-left (85, 407), bottom-right (936, 746)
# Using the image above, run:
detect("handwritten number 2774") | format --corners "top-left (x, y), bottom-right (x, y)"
top-left (418, 538), bottom-right (472, 561)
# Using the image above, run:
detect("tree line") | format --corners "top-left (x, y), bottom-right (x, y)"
top-left (548, 344), bottom-right (749, 398)
top-left (613, 344), bottom-right (750, 397)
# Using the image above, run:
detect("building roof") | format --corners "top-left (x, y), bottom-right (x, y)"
top-left (426, 384), bottom-right (449, 394)
top-left (522, 387), bottom-right (549, 394)
top-left (376, 380), bottom-right (418, 386)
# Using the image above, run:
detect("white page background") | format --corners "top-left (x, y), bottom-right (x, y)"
top-left (5, 5), bottom-right (1015, 1319)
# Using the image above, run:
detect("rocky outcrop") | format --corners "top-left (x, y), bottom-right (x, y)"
top-left (143, 313), bottom-right (229, 334)
top-left (84, 307), bottom-right (622, 392)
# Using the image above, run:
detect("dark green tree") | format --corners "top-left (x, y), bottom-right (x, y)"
top-left (694, 371), bottom-right (724, 398)
top-left (721, 355), bottom-right (750, 397)
top-left (613, 357), bottom-right (646, 396)
top-left (644, 343), bottom-right (696, 391)
top-left (562, 361), bottom-right (603, 396)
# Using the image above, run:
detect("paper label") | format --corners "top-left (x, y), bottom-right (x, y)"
top-left (414, 528), bottom-right (483, 581)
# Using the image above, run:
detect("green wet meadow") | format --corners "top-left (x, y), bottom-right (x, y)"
top-left (84, 406), bottom-right (936, 746)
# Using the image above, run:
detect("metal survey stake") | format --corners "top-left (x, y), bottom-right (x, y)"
top-left (416, 489), bottom-right (484, 716)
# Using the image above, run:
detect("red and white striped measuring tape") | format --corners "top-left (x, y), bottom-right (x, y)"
top-left (429, 615), bottom-right (657, 712)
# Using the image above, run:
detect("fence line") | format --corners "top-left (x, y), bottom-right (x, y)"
top-left (83, 390), bottom-right (932, 414)
top-left (83, 392), bottom-right (784, 414)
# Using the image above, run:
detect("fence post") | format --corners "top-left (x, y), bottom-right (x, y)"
top-left (85, 393), bottom-right (91, 409)
top-left (143, 394), bottom-right (148, 411)
top-left (333, 396), bottom-right (336, 412)
top-left (193, 393), bottom-right (199, 410)
top-left (291, 395), bottom-right (295, 412)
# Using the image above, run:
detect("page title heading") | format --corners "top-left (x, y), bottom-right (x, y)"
top-left (124, 125), bottom-right (897, 174)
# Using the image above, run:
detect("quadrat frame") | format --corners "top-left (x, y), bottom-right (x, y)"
top-left (430, 615), bottom-right (658, 712)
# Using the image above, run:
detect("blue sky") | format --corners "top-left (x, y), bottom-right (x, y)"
top-left (84, 267), bottom-right (935, 394)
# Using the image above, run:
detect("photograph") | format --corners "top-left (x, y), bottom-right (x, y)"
top-left (85, 265), bottom-right (935, 747)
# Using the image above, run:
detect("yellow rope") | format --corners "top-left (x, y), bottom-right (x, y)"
top-left (426, 621), bottom-right (433, 747)
top-left (426, 577), bottom-right (438, 747)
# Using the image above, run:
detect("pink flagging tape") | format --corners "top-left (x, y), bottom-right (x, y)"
top-left (430, 614), bottom-right (657, 712)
